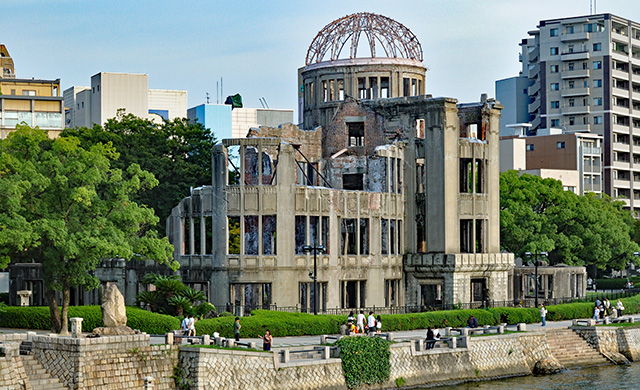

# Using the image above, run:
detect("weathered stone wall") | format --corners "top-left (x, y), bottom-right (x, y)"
top-left (0, 343), bottom-right (29, 390)
top-left (31, 334), bottom-right (178, 390)
top-left (178, 348), bottom-right (346, 390)
top-left (614, 327), bottom-right (640, 361)
top-left (574, 327), bottom-right (619, 353)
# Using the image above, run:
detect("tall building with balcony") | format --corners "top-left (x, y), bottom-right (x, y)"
top-left (521, 14), bottom-right (640, 212)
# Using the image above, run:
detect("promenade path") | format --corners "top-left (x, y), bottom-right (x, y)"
top-left (0, 316), bottom-right (603, 348)
top-left (0, 320), bottom-right (592, 349)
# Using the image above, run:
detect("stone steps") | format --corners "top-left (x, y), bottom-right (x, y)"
top-left (21, 355), bottom-right (69, 390)
top-left (546, 329), bottom-right (609, 368)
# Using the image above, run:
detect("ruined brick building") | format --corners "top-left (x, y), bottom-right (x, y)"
top-left (166, 13), bottom-right (514, 312)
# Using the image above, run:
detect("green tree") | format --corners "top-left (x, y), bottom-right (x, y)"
top-left (136, 272), bottom-right (207, 316)
top-left (62, 112), bottom-right (216, 233)
top-left (0, 125), bottom-right (176, 333)
top-left (500, 170), bottom-right (640, 269)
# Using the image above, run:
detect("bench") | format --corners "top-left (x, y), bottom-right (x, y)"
top-left (278, 346), bottom-right (337, 363)
top-left (445, 324), bottom-right (508, 336)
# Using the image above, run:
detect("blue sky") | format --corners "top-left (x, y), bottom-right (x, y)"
top-left (3, 0), bottom-right (640, 119)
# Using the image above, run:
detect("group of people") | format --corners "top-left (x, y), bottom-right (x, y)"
top-left (592, 298), bottom-right (625, 320)
top-left (181, 314), bottom-right (197, 336)
top-left (341, 310), bottom-right (382, 336)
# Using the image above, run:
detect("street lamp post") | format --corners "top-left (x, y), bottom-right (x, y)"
top-left (525, 251), bottom-right (548, 308)
top-left (303, 242), bottom-right (325, 315)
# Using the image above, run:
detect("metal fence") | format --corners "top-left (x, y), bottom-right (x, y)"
top-left (226, 289), bottom-right (640, 317)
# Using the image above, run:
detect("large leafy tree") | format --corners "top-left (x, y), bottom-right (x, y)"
top-left (62, 112), bottom-right (216, 234)
top-left (500, 170), bottom-right (639, 269)
top-left (0, 125), bottom-right (176, 333)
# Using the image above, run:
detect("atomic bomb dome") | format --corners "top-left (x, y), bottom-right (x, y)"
top-left (305, 12), bottom-right (423, 65)
top-left (298, 12), bottom-right (427, 128)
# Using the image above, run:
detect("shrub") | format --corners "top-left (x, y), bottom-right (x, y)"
top-left (193, 302), bottom-right (216, 318)
top-left (0, 305), bottom-right (180, 334)
top-left (595, 277), bottom-right (640, 290)
top-left (335, 336), bottom-right (390, 388)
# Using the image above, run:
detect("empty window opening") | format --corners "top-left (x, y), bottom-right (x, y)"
top-left (369, 77), bottom-right (378, 99)
top-left (420, 282), bottom-right (443, 305)
top-left (309, 216), bottom-right (319, 246)
top-left (358, 77), bottom-right (366, 99)
top-left (262, 215), bottom-right (277, 255)
top-left (380, 77), bottom-right (389, 98)
top-left (300, 282), bottom-right (328, 313)
top-left (471, 279), bottom-right (486, 302)
top-left (403, 77), bottom-right (410, 96)
top-left (475, 219), bottom-right (484, 253)
top-left (341, 280), bottom-right (366, 308)
top-left (182, 217), bottom-right (191, 255)
top-left (205, 216), bottom-right (213, 254)
top-left (460, 219), bottom-right (473, 253)
top-left (411, 78), bottom-right (417, 95)
top-left (322, 80), bottom-right (328, 102)
top-left (193, 217), bottom-right (201, 255)
top-left (244, 216), bottom-right (259, 255)
top-left (329, 79), bottom-right (335, 101)
top-left (244, 147), bottom-right (259, 186)
top-left (384, 279), bottom-right (400, 306)
top-left (460, 158), bottom-right (473, 193)
top-left (295, 216), bottom-right (307, 254)
top-left (381, 218), bottom-right (389, 255)
top-left (360, 218), bottom-right (369, 255)
top-left (341, 218), bottom-right (357, 255)
top-left (390, 158), bottom-right (396, 193)
top-left (321, 216), bottom-right (330, 254)
top-left (228, 216), bottom-right (240, 254)
top-left (337, 79), bottom-right (344, 100)
top-left (390, 219), bottom-right (397, 255)
top-left (347, 122), bottom-right (364, 147)
top-left (343, 173), bottom-right (364, 190)
top-left (416, 118), bottom-right (425, 138)
top-left (475, 159), bottom-right (484, 193)
top-left (262, 151), bottom-right (274, 185)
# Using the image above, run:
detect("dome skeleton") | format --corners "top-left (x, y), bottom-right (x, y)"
top-left (305, 12), bottom-right (423, 66)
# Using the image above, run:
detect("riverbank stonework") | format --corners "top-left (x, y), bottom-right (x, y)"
top-left (574, 326), bottom-right (640, 361)
top-left (0, 342), bottom-right (30, 390)
top-left (31, 334), bottom-right (178, 390)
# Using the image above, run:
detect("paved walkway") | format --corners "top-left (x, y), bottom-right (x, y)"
top-left (0, 316), bottom-right (630, 349)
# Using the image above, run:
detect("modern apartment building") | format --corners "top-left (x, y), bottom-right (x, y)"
top-left (64, 72), bottom-right (187, 128)
top-left (520, 13), bottom-right (640, 212)
top-left (187, 104), bottom-right (293, 139)
top-left (0, 45), bottom-right (64, 138)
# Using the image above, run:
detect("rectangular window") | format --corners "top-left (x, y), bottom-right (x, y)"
top-left (358, 77), bottom-right (366, 99)
top-left (551, 83), bottom-right (559, 91)
top-left (369, 77), bottom-right (378, 99)
top-left (550, 47), bottom-right (559, 55)
top-left (569, 98), bottom-right (575, 107)
top-left (569, 116), bottom-right (575, 126)
top-left (295, 216), bottom-right (307, 254)
top-left (550, 65), bottom-right (559, 73)
top-left (337, 79), bottom-right (345, 100)
top-left (309, 216), bottom-right (319, 247)
top-left (22, 90), bottom-right (36, 96)
top-left (551, 101), bottom-right (559, 109)
top-left (403, 77), bottom-right (410, 96)
top-left (594, 116), bottom-right (603, 124)
top-left (460, 219), bottom-right (473, 253)
top-left (381, 218), bottom-right (388, 255)
top-left (568, 81), bottom-right (575, 89)
top-left (390, 219), bottom-right (396, 255)
top-left (343, 173), bottom-right (364, 190)
top-left (321, 216), bottom-right (330, 254)
top-left (411, 79), bottom-right (417, 95)
top-left (594, 61), bottom-right (602, 69)
top-left (568, 62), bottom-right (575, 71)
top-left (347, 122), bottom-right (364, 147)
top-left (341, 219), bottom-right (357, 255)
top-left (475, 159), bottom-right (484, 193)
top-left (557, 141), bottom-right (566, 149)
top-left (322, 80), bottom-right (328, 102)
top-left (459, 158), bottom-right (472, 193)
top-left (380, 77), bottom-right (389, 98)
top-left (475, 220), bottom-right (484, 253)
top-left (359, 218), bottom-right (369, 255)
top-left (262, 215), bottom-right (277, 255)
top-left (593, 43), bottom-right (602, 51)
top-left (244, 216), bottom-right (259, 255)
top-left (594, 79), bottom-right (602, 87)
top-left (329, 79), bottom-right (335, 101)
top-left (390, 158), bottom-right (396, 193)
top-left (550, 28), bottom-right (558, 37)
top-left (526, 144), bottom-right (535, 151)
top-left (594, 97), bottom-right (603, 106)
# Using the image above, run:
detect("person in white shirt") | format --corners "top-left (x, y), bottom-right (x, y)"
top-left (367, 312), bottom-right (376, 335)
top-left (539, 304), bottom-right (547, 327)
top-left (356, 311), bottom-right (366, 334)
top-left (188, 314), bottom-right (196, 336)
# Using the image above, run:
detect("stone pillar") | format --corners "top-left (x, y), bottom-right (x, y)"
top-left (165, 333), bottom-right (174, 345)
top-left (202, 334), bottom-right (210, 345)
top-left (70, 317), bottom-right (83, 338)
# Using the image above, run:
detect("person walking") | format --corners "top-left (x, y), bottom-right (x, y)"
top-left (188, 314), bottom-right (197, 336)
top-left (539, 304), bottom-right (547, 327)
top-left (376, 315), bottom-right (382, 334)
top-left (347, 311), bottom-right (355, 323)
top-left (617, 299), bottom-right (625, 317)
top-left (181, 315), bottom-right (190, 336)
top-left (233, 317), bottom-right (241, 341)
top-left (604, 298), bottom-right (611, 317)
top-left (593, 305), bottom-right (600, 320)
top-left (356, 311), bottom-right (366, 334)
top-left (259, 330), bottom-right (273, 351)
top-left (367, 311), bottom-right (376, 335)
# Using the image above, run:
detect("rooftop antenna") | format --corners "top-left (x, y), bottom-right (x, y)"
top-left (216, 81), bottom-right (219, 104)
top-left (259, 97), bottom-right (269, 109)
top-left (206, 92), bottom-right (210, 104)
top-left (221, 77), bottom-right (223, 103)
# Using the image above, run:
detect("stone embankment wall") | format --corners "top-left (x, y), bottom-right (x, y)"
top-left (0, 340), bottom-right (30, 390)
top-left (574, 326), bottom-right (640, 361)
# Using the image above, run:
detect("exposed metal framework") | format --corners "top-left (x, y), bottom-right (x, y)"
top-left (305, 12), bottom-right (423, 66)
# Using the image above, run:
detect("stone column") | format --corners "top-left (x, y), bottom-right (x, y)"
top-left (70, 317), bottom-right (83, 338)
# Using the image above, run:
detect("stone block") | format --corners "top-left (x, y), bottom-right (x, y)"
top-left (248, 342), bottom-right (256, 349)
top-left (282, 349), bottom-right (290, 363)
top-left (517, 323), bottom-right (526, 331)
top-left (225, 339), bottom-right (235, 348)
top-left (444, 327), bottom-right (452, 336)
top-left (165, 333), bottom-right (174, 345)
top-left (498, 325), bottom-right (504, 334)
top-left (202, 335), bottom-right (210, 345)
top-left (631, 317), bottom-right (635, 323)
top-left (386, 332), bottom-right (394, 342)
top-left (70, 317), bottom-right (83, 338)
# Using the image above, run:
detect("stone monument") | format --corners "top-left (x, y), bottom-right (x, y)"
top-left (91, 282), bottom-right (139, 336)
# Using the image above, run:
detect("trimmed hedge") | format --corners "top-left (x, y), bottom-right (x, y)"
top-left (595, 277), bottom-right (640, 290)
top-left (0, 306), bottom-right (180, 334)
top-left (335, 337), bottom-right (390, 388)
top-left (195, 294), bottom-right (640, 338)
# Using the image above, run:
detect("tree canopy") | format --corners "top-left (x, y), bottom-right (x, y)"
top-left (500, 170), bottom-right (640, 270)
top-left (0, 125), bottom-right (176, 332)
top-left (62, 112), bottom-right (216, 234)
